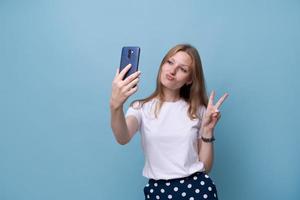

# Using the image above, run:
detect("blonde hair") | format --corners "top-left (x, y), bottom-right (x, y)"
top-left (131, 44), bottom-right (208, 120)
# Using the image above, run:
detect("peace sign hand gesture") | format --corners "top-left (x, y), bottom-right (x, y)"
top-left (201, 91), bottom-right (229, 135)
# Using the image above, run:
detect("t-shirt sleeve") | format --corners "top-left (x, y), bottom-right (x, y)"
top-left (125, 102), bottom-right (142, 129)
top-left (198, 106), bottom-right (207, 139)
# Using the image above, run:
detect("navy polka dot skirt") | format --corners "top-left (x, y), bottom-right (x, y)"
top-left (144, 171), bottom-right (218, 200)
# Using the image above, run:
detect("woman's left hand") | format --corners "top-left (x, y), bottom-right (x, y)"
top-left (201, 91), bottom-right (229, 134)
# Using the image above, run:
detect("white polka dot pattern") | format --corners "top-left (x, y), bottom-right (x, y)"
top-left (144, 172), bottom-right (218, 199)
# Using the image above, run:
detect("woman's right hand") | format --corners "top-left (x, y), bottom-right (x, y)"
top-left (110, 64), bottom-right (141, 110)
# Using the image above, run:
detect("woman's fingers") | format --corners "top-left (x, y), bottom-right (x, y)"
top-left (114, 72), bottom-right (140, 93)
top-left (114, 67), bottom-right (119, 78)
top-left (125, 84), bottom-right (138, 96)
top-left (111, 65), bottom-right (140, 107)
top-left (207, 90), bottom-right (229, 110)
top-left (117, 64), bottom-right (132, 80)
top-left (123, 70), bottom-right (141, 85)
top-left (212, 112), bottom-right (218, 117)
top-left (124, 77), bottom-right (140, 92)
top-left (203, 91), bottom-right (226, 129)
top-left (212, 111), bottom-right (221, 118)
top-left (215, 93), bottom-right (229, 110)
top-left (208, 90), bottom-right (215, 107)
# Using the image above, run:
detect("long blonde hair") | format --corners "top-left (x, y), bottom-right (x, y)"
top-left (131, 44), bottom-right (208, 120)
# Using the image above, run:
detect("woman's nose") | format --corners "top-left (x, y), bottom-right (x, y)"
top-left (170, 66), bottom-right (177, 75)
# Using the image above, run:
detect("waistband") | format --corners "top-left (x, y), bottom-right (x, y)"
top-left (149, 171), bottom-right (205, 183)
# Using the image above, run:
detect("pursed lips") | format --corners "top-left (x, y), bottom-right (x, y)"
top-left (166, 74), bottom-right (175, 81)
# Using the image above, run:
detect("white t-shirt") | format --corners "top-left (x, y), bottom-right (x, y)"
top-left (125, 98), bottom-right (206, 180)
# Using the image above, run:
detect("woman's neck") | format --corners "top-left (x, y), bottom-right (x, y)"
top-left (161, 89), bottom-right (181, 102)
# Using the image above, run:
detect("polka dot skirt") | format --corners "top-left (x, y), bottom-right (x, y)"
top-left (144, 172), bottom-right (218, 200)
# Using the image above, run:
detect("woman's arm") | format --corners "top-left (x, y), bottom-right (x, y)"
top-left (109, 64), bottom-right (141, 145)
top-left (110, 105), bottom-right (139, 145)
top-left (198, 91), bottom-right (229, 173)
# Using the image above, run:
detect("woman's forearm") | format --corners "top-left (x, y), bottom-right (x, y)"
top-left (199, 129), bottom-right (215, 173)
top-left (110, 104), bottom-right (130, 145)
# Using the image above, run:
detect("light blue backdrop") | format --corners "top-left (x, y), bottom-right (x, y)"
top-left (1, 0), bottom-right (299, 199)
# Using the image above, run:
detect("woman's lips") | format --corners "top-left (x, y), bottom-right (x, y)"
top-left (166, 74), bottom-right (175, 81)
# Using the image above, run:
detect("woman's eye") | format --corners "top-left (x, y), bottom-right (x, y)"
top-left (180, 67), bottom-right (188, 73)
top-left (167, 60), bottom-right (173, 65)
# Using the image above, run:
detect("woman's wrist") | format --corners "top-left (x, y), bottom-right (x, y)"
top-left (201, 128), bottom-right (215, 143)
top-left (201, 128), bottom-right (214, 138)
top-left (201, 135), bottom-right (215, 143)
top-left (109, 100), bottom-right (123, 111)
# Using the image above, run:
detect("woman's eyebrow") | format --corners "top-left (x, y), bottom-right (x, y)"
top-left (180, 64), bottom-right (189, 67)
top-left (170, 57), bottom-right (189, 67)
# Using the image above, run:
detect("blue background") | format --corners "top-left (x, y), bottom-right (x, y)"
top-left (1, 0), bottom-right (299, 199)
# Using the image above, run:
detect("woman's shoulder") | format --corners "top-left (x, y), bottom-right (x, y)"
top-left (130, 98), bottom-right (157, 110)
top-left (130, 101), bottom-right (141, 109)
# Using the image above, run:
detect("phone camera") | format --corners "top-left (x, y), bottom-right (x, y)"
top-left (127, 49), bottom-right (133, 59)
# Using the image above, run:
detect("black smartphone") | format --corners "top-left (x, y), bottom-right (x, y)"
top-left (119, 46), bottom-right (140, 80)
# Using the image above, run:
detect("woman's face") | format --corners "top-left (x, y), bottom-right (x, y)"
top-left (160, 51), bottom-right (193, 91)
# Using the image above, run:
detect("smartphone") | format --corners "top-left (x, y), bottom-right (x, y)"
top-left (119, 46), bottom-right (140, 80)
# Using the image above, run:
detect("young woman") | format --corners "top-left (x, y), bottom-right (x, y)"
top-left (110, 44), bottom-right (228, 200)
